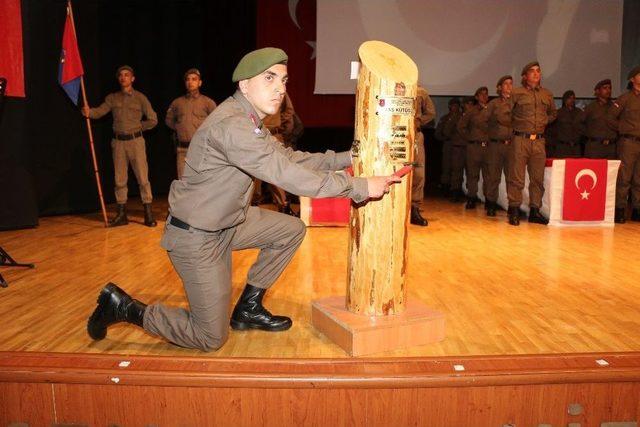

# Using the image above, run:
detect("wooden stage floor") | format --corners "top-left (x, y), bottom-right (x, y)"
top-left (1, 197), bottom-right (640, 359)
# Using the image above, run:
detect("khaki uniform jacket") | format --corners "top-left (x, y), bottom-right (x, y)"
top-left (486, 97), bottom-right (512, 141)
top-left (577, 100), bottom-right (617, 140)
top-left (414, 86), bottom-right (436, 131)
top-left (89, 89), bottom-right (157, 133)
top-left (165, 93), bottom-right (217, 143)
top-left (510, 86), bottom-right (557, 134)
top-left (550, 106), bottom-right (582, 144)
top-left (457, 104), bottom-right (490, 142)
top-left (608, 89), bottom-right (640, 137)
top-left (168, 91), bottom-right (368, 232)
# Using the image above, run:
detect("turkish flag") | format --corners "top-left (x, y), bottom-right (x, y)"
top-left (0, 0), bottom-right (25, 97)
top-left (562, 159), bottom-right (608, 221)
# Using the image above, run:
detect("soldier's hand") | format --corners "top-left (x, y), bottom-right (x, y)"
top-left (366, 175), bottom-right (402, 199)
top-left (81, 106), bottom-right (90, 117)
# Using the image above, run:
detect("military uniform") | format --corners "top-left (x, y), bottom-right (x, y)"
top-left (88, 82), bottom-right (158, 226)
top-left (410, 86), bottom-right (436, 224)
top-left (608, 69), bottom-right (640, 222)
top-left (507, 62), bottom-right (557, 225)
top-left (579, 99), bottom-right (617, 159)
top-left (457, 101), bottom-right (490, 206)
top-left (262, 93), bottom-right (297, 214)
top-left (166, 91), bottom-right (216, 179)
top-left (486, 95), bottom-right (512, 210)
top-left (447, 108), bottom-right (467, 201)
top-left (551, 103), bottom-right (582, 158)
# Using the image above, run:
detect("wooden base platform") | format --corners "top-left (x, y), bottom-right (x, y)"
top-left (312, 296), bottom-right (445, 356)
top-left (1, 197), bottom-right (640, 425)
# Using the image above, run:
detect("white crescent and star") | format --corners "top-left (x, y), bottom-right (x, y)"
top-left (288, 0), bottom-right (316, 60)
top-left (574, 168), bottom-right (598, 200)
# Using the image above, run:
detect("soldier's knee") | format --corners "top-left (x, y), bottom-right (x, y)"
top-left (292, 217), bottom-right (307, 240)
top-left (196, 331), bottom-right (228, 352)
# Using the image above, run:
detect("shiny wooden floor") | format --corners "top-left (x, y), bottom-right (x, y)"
top-left (1, 197), bottom-right (639, 359)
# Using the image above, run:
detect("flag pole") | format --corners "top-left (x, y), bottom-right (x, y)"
top-left (67, 0), bottom-right (109, 227)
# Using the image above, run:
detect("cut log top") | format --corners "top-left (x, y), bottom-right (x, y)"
top-left (358, 40), bottom-right (418, 82)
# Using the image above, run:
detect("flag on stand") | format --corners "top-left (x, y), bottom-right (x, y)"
top-left (562, 158), bottom-right (608, 221)
top-left (58, 5), bottom-right (84, 105)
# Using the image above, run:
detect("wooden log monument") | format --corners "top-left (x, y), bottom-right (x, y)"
top-left (312, 41), bottom-right (445, 356)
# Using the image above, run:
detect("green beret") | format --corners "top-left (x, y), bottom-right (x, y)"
top-left (594, 79), bottom-right (611, 90)
top-left (496, 75), bottom-right (512, 87)
top-left (562, 90), bottom-right (575, 101)
top-left (116, 65), bottom-right (134, 77)
top-left (184, 68), bottom-right (201, 80)
top-left (521, 61), bottom-right (539, 76)
top-left (232, 47), bottom-right (288, 83)
top-left (474, 86), bottom-right (488, 97)
top-left (627, 65), bottom-right (640, 80)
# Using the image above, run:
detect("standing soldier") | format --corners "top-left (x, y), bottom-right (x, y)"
top-left (609, 66), bottom-right (640, 223)
top-left (485, 75), bottom-right (513, 217)
top-left (449, 97), bottom-right (475, 202)
top-left (435, 98), bottom-right (460, 197)
top-left (87, 48), bottom-right (401, 351)
top-left (82, 65), bottom-right (158, 227)
top-left (507, 61), bottom-right (557, 226)
top-left (578, 79), bottom-right (617, 160)
top-left (166, 68), bottom-right (217, 179)
top-left (263, 92), bottom-right (297, 216)
top-left (550, 90), bottom-right (582, 158)
top-left (457, 86), bottom-right (490, 209)
top-left (411, 85), bottom-right (436, 226)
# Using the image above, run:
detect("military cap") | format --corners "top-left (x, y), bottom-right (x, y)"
top-left (562, 90), bottom-right (575, 101)
top-left (521, 61), bottom-right (540, 76)
top-left (448, 97), bottom-right (460, 106)
top-left (594, 79), bottom-right (611, 90)
top-left (116, 65), bottom-right (134, 77)
top-left (184, 68), bottom-right (201, 80)
top-left (474, 86), bottom-right (488, 97)
top-left (232, 47), bottom-right (288, 83)
top-left (496, 75), bottom-right (513, 87)
top-left (627, 65), bottom-right (640, 80)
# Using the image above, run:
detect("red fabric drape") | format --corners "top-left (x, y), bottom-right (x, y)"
top-left (0, 0), bottom-right (25, 97)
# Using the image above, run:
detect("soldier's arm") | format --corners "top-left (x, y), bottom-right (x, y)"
top-left (221, 119), bottom-right (369, 202)
top-left (574, 107), bottom-right (587, 136)
top-left (606, 96), bottom-right (625, 132)
top-left (420, 93), bottom-right (436, 126)
top-left (456, 113), bottom-right (471, 141)
top-left (165, 100), bottom-right (177, 130)
top-left (546, 92), bottom-right (558, 124)
top-left (88, 96), bottom-right (113, 119)
top-left (140, 95), bottom-right (158, 131)
top-left (207, 97), bottom-right (217, 114)
top-left (435, 117), bottom-right (446, 141)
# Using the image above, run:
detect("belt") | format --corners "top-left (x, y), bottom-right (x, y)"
top-left (168, 215), bottom-right (192, 230)
top-left (178, 141), bottom-right (190, 148)
top-left (588, 137), bottom-right (615, 145)
top-left (468, 140), bottom-right (488, 146)
top-left (114, 130), bottom-right (143, 141)
top-left (513, 131), bottom-right (544, 140)
top-left (620, 134), bottom-right (640, 142)
top-left (490, 138), bottom-right (511, 145)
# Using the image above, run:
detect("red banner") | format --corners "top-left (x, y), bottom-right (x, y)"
top-left (562, 159), bottom-right (608, 221)
top-left (0, 0), bottom-right (25, 97)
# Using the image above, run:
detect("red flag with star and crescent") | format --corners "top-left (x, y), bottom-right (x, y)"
top-left (562, 159), bottom-right (608, 221)
top-left (58, 5), bottom-right (84, 105)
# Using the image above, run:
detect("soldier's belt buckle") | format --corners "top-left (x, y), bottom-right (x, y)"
top-left (481, 141), bottom-right (487, 147)
top-left (505, 140), bottom-right (512, 145)
top-left (603, 140), bottom-right (610, 145)
top-left (529, 134), bottom-right (537, 141)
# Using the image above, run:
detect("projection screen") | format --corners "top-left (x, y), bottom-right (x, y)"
top-left (316, 0), bottom-right (623, 97)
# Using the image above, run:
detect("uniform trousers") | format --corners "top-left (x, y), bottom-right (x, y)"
top-left (616, 137), bottom-right (640, 208)
top-left (465, 142), bottom-right (489, 199)
top-left (411, 130), bottom-right (426, 205)
top-left (112, 137), bottom-right (153, 204)
top-left (485, 141), bottom-right (510, 203)
top-left (144, 207), bottom-right (306, 351)
top-left (507, 135), bottom-right (546, 208)
top-left (450, 144), bottom-right (467, 192)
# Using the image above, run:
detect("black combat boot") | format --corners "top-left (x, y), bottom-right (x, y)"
top-left (508, 206), bottom-right (520, 226)
top-left (87, 282), bottom-right (147, 340)
top-left (614, 207), bottom-right (626, 224)
top-left (465, 197), bottom-right (476, 209)
top-left (410, 205), bottom-right (428, 226)
top-left (143, 203), bottom-right (157, 227)
top-left (528, 207), bottom-right (549, 225)
top-left (486, 201), bottom-right (497, 217)
top-left (631, 208), bottom-right (640, 222)
top-left (230, 284), bottom-right (292, 332)
top-left (108, 204), bottom-right (128, 227)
